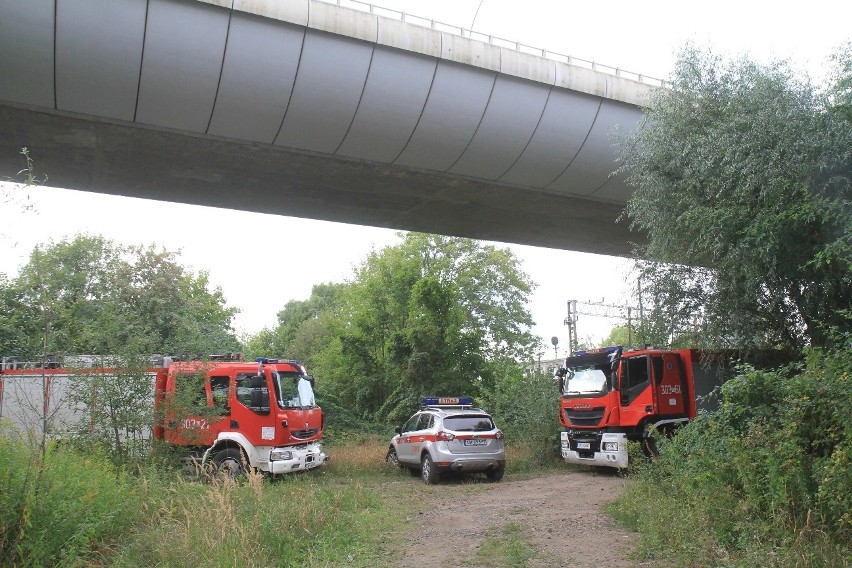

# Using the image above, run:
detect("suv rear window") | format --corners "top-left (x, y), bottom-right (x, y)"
top-left (443, 415), bottom-right (495, 432)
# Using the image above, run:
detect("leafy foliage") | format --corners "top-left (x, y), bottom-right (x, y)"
top-left (0, 428), bottom-right (145, 566)
top-left (610, 344), bottom-right (852, 566)
top-left (65, 356), bottom-right (157, 466)
top-left (248, 233), bottom-right (538, 425)
top-left (620, 45), bottom-right (852, 351)
top-left (0, 234), bottom-right (240, 358)
top-left (480, 365), bottom-right (561, 465)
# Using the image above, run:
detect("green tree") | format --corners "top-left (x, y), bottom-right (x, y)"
top-left (620, 45), bottom-right (852, 351)
top-left (245, 282), bottom-right (347, 363)
top-left (257, 233), bottom-right (538, 423)
top-left (600, 325), bottom-right (633, 349)
top-left (1, 235), bottom-right (240, 358)
top-left (66, 355), bottom-right (155, 465)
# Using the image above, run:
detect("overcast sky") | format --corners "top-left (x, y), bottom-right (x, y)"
top-left (1, 0), bottom-right (848, 358)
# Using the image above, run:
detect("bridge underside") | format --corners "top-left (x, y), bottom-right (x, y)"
top-left (1, 104), bottom-right (638, 256)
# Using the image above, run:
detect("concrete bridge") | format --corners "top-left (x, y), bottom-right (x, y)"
top-left (0, 0), bottom-right (657, 256)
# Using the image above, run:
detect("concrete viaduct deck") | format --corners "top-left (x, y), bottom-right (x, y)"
top-left (0, 0), bottom-right (657, 255)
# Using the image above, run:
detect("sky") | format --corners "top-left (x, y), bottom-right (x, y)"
top-left (1, 0), bottom-right (849, 359)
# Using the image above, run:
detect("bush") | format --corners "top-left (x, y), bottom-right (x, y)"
top-left (481, 369), bottom-right (563, 470)
top-left (609, 346), bottom-right (851, 566)
top-left (0, 428), bottom-right (146, 566)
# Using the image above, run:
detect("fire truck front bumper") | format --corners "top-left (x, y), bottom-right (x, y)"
top-left (268, 442), bottom-right (327, 474)
top-left (561, 431), bottom-right (628, 469)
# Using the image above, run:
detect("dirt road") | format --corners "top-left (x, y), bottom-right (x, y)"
top-left (395, 470), bottom-right (644, 567)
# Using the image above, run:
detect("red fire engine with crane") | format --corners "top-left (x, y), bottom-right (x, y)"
top-left (0, 354), bottom-right (326, 476)
top-left (555, 345), bottom-right (729, 469)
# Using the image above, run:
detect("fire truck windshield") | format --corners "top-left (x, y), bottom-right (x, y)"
top-left (273, 371), bottom-right (316, 408)
top-left (562, 367), bottom-right (608, 395)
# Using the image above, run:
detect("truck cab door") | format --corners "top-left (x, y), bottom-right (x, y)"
top-left (232, 372), bottom-right (278, 447)
top-left (653, 352), bottom-right (687, 416)
top-left (619, 355), bottom-right (654, 427)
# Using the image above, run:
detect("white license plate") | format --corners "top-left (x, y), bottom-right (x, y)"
top-left (463, 439), bottom-right (487, 446)
top-left (576, 442), bottom-right (591, 449)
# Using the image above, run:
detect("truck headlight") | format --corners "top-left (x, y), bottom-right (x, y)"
top-left (270, 449), bottom-right (293, 461)
top-left (602, 442), bottom-right (619, 452)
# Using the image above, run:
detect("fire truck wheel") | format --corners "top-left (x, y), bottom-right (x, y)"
top-left (212, 448), bottom-right (247, 479)
top-left (386, 447), bottom-right (402, 469)
top-left (421, 454), bottom-right (440, 485)
top-left (641, 436), bottom-right (659, 458)
top-left (485, 468), bottom-right (504, 482)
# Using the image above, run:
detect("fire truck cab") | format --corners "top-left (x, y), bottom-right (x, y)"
top-left (556, 346), bottom-right (726, 469)
top-left (155, 356), bottom-right (326, 476)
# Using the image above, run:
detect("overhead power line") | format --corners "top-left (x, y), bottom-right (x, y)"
top-left (563, 299), bottom-right (642, 355)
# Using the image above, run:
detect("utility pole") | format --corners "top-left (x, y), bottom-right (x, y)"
top-left (564, 300), bottom-right (578, 355)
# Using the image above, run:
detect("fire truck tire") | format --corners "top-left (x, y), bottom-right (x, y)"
top-left (641, 436), bottom-right (659, 458)
top-left (421, 454), bottom-right (440, 485)
top-left (386, 447), bottom-right (402, 469)
top-left (212, 448), bottom-right (247, 479)
top-left (485, 468), bottom-right (504, 482)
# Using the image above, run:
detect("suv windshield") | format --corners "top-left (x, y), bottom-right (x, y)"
top-left (443, 415), bottom-right (495, 432)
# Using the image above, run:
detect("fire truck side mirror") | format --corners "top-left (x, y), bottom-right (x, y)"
top-left (250, 374), bottom-right (265, 389)
top-left (555, 367), bottom-right (566, 393)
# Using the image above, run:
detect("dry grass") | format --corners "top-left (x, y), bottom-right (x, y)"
top-left (325, 434), bottom-right (390, 475)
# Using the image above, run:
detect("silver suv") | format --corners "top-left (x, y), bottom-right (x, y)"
top-left (386, 397), bottom-right (506, 484)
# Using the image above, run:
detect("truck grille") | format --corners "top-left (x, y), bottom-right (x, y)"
top-left (291, 428), bottom-right (319, 439)
top-left (564, 407), bottom-right (605, 426)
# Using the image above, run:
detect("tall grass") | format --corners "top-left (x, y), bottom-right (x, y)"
top-left (0, 431), bottom-right (423, 567)
top-left (0, 425), bottom-right (146, 567)
top-left (112, 471), bottom-right (400, 567)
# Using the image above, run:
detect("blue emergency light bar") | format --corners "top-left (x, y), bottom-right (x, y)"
top-left (421, 396), bottom-right (474, 407)
top-left (256, 358), bottom-right (279, 364)
top-left (572, 346), bottom-right (623, 358)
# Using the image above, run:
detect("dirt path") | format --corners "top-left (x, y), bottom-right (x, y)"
top-left (395, 470), bottom-right (645, 568)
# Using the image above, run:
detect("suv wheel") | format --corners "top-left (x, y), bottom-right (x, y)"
top-left (485, 468), bottom-right (504, 483)
top-left (386, 447), bottom-right (402, 469)
top-left (421, 454), bottom-right (440, 485)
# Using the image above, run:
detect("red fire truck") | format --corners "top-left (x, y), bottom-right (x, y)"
top-left (555, 346), bottom-right (729, 469)
top-left (0, 355), bottom-right (326, 476)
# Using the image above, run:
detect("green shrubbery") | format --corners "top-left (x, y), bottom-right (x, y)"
top-left (0, 427), bottom-right (147, 566)
top-left (481, 368), bottom-right (563, 472)
top-left (609, 346), bottom-right (851, 567)
top-left (0, 432), bottom-right (411, 567)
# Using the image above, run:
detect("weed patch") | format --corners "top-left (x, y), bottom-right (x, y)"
top-left (468, 521), bottom-right (540, 567)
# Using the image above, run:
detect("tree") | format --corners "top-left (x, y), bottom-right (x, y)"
top-left (600, 325), bottom-right (633, 349)
top-left (1, 147), bottom-right (41, 226)
top-left (619, 45), bottom-right (852, 351)
top-left (66, 355), bottom-right (155, 465)
top-left (256, 233), bottom-right (538, 423)
top-left (244, 282), bottom-right (347, 363)
top-left (1, 235), bottom-right (240, 358)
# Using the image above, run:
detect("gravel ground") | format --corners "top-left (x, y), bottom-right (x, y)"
top-left (395, 470), bottom-right (650, 567)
